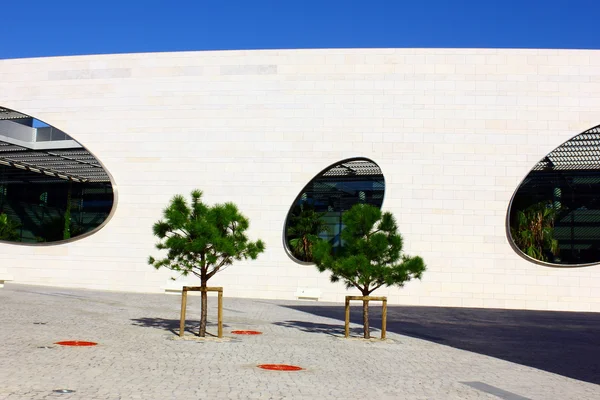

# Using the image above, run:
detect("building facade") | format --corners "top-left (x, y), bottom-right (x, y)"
top-left (1, 48), bottom-right (599, 311)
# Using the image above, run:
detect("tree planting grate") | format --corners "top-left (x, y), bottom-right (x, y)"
top-left (232, 330), bottom-right (262, 335)
top-left (55, 341), bottom-right (97, 346)
top-left (258, 364), bottom-right (302, 371)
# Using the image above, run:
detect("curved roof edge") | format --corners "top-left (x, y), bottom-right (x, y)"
top-left (1, 47), bottom-right (599, 63)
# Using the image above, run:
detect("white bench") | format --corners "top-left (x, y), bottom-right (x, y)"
top-left (163, 281), bottom-right (197, 295)
top-left (0, 274), bottom-right (13, 288)
top-left (295, 287), bottom-right (322, 301)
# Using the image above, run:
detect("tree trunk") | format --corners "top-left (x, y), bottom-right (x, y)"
top-left (363, 298), bottom-right (370, 339)
top-left (199, 281), bottom-right (208, 337)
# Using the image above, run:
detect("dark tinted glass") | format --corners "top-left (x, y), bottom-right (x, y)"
top-left (285, 159), bottom-right (385, 262)
top-left (0, 107), bottom-right (114, 243)
top-left (508, 126), bottom-right (600, 265)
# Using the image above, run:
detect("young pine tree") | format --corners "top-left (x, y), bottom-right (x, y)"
top-left (313, 203), bottom-right (425, 338)
top-left (148, 190), bottom-right (265, 337)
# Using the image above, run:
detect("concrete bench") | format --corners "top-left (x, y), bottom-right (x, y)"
top-left (0, 274), bottom-right (13, 288)
top-left (295, 287), bottom-right (322, 301)
top-left (162, 281), bottom-right (195, 294)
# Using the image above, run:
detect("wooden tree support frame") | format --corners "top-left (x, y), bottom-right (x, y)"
top-left (344, 296), bottom-right (387, 339)
top-left (179, 286), bottom-right (223, 338)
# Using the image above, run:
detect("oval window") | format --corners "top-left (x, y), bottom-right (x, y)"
top-left (284, 158), bottom-right (385, 263)
top-left (508, 125), bottom-right (600, 266)
top-left (0, 107), bottom-right (115, 243)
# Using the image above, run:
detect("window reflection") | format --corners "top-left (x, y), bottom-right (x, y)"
top-left (509, 126), bottom-right (600, 265)
top-left (286, 159), bottom-right (385, 262)
top-left (0, 107), bottom-right (114, 243)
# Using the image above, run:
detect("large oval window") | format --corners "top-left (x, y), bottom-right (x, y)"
top-left (284, 158), bottom-right (385, 263)
top-left (0, 107), bottom-right (114, 243)
top-left (508, 125), bottom-right (600, 266)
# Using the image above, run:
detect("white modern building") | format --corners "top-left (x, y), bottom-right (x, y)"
top-left (1, 48), bottom-right (599, 312)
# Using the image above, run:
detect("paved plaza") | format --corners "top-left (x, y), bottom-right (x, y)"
top-left (1, 284), bottom-right (599, 400)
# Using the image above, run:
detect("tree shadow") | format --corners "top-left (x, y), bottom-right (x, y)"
top-left (131, 317), bottom-right (228, 337)
top-left (273, 320), bottom-right (373, 337)
top-left (283, 304), bottom-right (600, 385)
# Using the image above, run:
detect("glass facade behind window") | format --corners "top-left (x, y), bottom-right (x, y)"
top-left (285, 159), bottom-right (385, 262)
top-left (0, 107), bottom-right (114, 243)
top-left (508, 126), bottom-right (600, 265)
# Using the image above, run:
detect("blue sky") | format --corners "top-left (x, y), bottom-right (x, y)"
top-left (1, 0), bottom-right (598, 59)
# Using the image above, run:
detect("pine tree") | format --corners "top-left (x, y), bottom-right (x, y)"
top-left (149, 190), bottom-right (265, 336)
top-left (313, 203), bottom-right (425, 338)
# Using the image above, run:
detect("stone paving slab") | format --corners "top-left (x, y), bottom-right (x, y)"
top-left (0, 284), bottom-right (599, 400)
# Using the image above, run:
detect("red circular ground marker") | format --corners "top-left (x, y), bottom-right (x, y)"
top-left (258, 364), bottom-right (302, 371)
top-left (231, 330), bottom-right (262, 335)
top-left (55, 341), bottom-right (97, 347)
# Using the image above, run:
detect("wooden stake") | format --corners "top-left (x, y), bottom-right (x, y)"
top-left (178, 286), bottom-right (223, 338)
top-left (344, 295), bottom-right (387, 339)
top-left (179, 288), bottom-right (188, 337)
top-left (344, 297), bottom-right (350, 338)
top-left (217, 289), bottom-right (223, 338)
top-left (381, 298), bottom-right (387, 339)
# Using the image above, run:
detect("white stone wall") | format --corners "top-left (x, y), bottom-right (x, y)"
top-left (1, 48), bottom-right (599, 311)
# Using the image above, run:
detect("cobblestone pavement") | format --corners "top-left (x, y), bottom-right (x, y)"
top-left (1, 284), bottom-right (598, 400)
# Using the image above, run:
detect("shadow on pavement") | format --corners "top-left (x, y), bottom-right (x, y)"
top-left (273, 320), bottom-right (373, 337)
top-left (282, 304), bottom-right (600, 385)
top-left (131, 317), bottom-right (227, 336)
